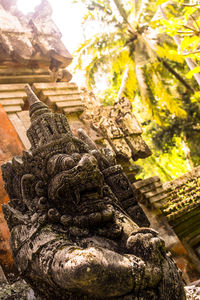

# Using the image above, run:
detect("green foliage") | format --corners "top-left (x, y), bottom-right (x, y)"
top-left (135, 121), bottom-right (191, 182)
top-left (155, 1), bottom-right (200, 63)
top-left (136, 139), bottom-right (190, 182)
top-left (156, 44), bottom-right (184, 64)
top-left (187, 66), bottom-right (200, 79)
top-left (73, 0), bottom-right (194, 116)
top-left (72, 0), bottom-right (200, 180)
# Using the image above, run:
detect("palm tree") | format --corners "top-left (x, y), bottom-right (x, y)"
top-left (74, 0), bottom-right (194, 124)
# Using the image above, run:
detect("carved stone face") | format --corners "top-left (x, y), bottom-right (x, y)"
top-left (36, 148), bottom-right (121, 239)
top-left (47, 152), bottom-right (104, 215)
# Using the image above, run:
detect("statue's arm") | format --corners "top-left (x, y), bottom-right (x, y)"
top-left (14, 227), bottom-right (164, 298)
top-left (10, 225), bottom-right (138, 297)
top-left (51, 245), bottom-right (145, 298)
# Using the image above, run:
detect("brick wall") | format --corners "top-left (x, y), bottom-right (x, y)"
top-left (0, 105), bottom-right (24, 272)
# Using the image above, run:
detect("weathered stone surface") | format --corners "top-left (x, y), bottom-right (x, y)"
top-left (0, 264), bottom-right (7, 284)
top-left (157, 167), bottom-right (200, 278)
top-left (8, 113), bottom-right (31, 149)
top-left (1, 86), bottom-right (185, 299)
top-left (32, 82), bottom-right (85, 116)
top-left (0, 85), bottom-right (27, 113)
top-left (1, 278), bottom-right (198, 300)
top-left (82, 95), bottom-right (152, 162)
top-left (0, 0), bottom-right (72, 84)
top-left (133, 176), bottom-right (167, 207)
top-left (162, 166), bottom-right (200, 232)
top-left (0, 81), bottom-right (152, 177)
top-left (0, 279), bottom-right (36, 300)
top-left (133, 175), bottom-right (200, 282)
top-left (185, 283), bottom-right (200, 300)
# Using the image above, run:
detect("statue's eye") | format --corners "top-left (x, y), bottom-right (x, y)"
top-left (47, 154), bottom-right (75, 175)
top-left (61, 156), bottom-right (75, 170)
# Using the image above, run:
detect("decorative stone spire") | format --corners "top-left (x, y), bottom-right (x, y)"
top-left (25, 85), bottom-right (73, 150)
top-left (25, 84), bottom-right (50, 122)
top-left (25, 84), bottom-right (40, 106)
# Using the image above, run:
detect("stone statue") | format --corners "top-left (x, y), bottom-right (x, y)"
top-left (1, 85), bottom-right (185, 299)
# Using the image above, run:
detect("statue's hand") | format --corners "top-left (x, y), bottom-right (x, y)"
top-left (126, 228), bottom-right (166, 264)
top-left (126, 228), bottom-right (167, 288)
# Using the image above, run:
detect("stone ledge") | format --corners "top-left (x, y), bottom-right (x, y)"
top-left (133, 176), bottom-right (160, 189)
top-left (32, 82), bottom-right (77, 92)
top-left (164, 165), bottom-right (200, 191)
top-left (133, 176), bottom-right (167, 207)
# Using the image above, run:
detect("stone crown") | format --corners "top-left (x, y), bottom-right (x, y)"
top-left (25, 84), bottom-right (73, 150)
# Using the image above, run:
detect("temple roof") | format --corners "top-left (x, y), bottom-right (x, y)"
top-left (162, 166), bottom-right (200, 238)
top-left (0, 0), bottom-right (72, 83)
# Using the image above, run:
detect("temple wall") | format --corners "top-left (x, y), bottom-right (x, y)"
top-left (0, 82), bottom-right (92, 148)
top-left (0, 104), bottom-right (24, 272)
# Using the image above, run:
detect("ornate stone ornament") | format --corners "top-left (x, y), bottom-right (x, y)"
top-left (1, 85), bottom-right (185, 299)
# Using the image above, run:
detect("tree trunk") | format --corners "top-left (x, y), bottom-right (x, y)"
top-left (116, 65), bottom-right (129, 102)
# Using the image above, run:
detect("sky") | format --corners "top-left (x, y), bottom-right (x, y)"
top-left (17, 0), bottom-right (85, 53)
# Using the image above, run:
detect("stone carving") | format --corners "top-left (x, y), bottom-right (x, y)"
top-left (82, 94), bottom-right (152, 163)
top-left (1, 85), bottom-right (185, 299)
top-left (0, 0), bottom-right (72, 83)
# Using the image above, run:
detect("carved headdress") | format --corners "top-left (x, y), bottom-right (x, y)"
top-left (25, 85), bottom-right (73, 150)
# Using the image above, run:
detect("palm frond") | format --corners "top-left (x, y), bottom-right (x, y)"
top-left (146, 62), bottom-right (187, 118)
top-left (74, 31), bottom-right (125, 69)
top-left (112, 0), bottom-right (134, 30)
top-left (134, 61), bottom-right (163, 124)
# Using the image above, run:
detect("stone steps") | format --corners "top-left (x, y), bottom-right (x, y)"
top-left (0, 84), bottom-right (27, 114)
top-left (0, 74), bottom-right (52, 84)
top-left (32, 82), bottom-right (85, 115)
top-left (56, 100), bottom-right (84, 108)
top-left (33, 82), bottom-right (77, 92)
top-left (0, 91), bottom-right (26, 99)
top-left (41, 89), bottom-right (81, 99)
top-left (4, 105), bottom-right (22, 113)
top-left (63, 106), bottom-right (85, 115)
top-left (48, 94), bottom-right (82, 103)
top-left (133, 176), bottom-right (167, 208)
top-left (0, 98), bottom-right (24, 106)
top-left (0, 82), bottom-right (86, 147)
top-left (0, 91), bottom-right (27, 100)
top-left (0, 84), bottom-right (26, 92)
